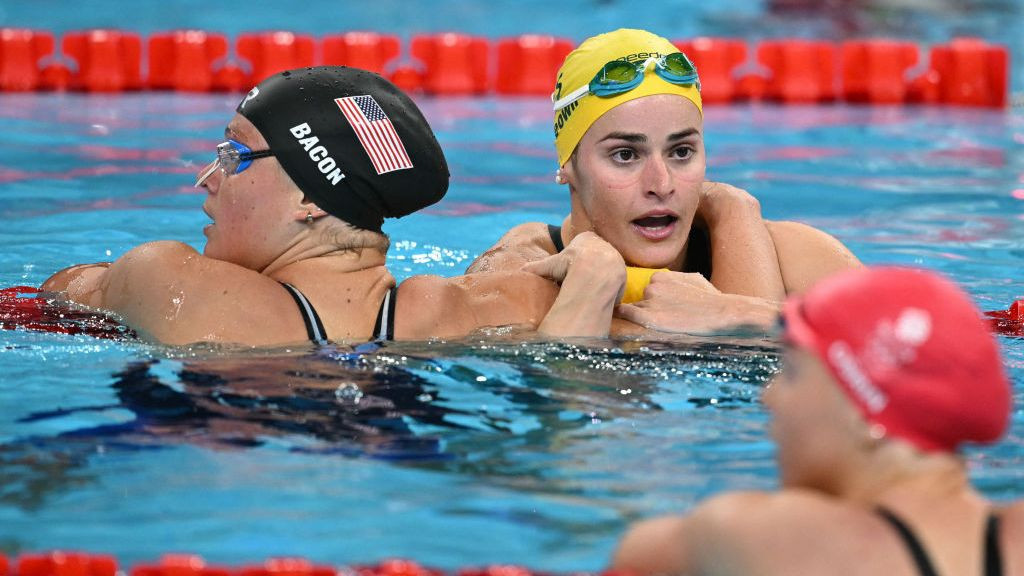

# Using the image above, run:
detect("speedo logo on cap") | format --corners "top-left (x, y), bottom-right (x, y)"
top-left (289, 123), bottom-right (346, 185)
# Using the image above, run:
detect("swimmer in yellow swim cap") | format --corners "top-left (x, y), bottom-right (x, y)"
top-left (469, 29), bottom-right (862, 335)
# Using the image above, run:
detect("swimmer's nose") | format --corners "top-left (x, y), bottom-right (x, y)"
top-left (642, 156), bottom-right (673, 199)
top-left (195, 159), bottom-right (219, 189)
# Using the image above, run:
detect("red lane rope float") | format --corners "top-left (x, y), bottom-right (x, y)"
top-left (2, 28), bottom-right (1009, 105)
top-left (62, 29), bottom-right (143, 92)
top-left (0, 553), bottom-right (638, 576)
top-left (986, 299), bottom-right (1024, 338)
top-left (0, 286), bottom-right (135, 340)
top-left (148, 30), bottom-right (229, 92)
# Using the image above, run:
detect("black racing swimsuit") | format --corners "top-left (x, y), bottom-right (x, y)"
top-left (876, 507), bottom-right (1003, 576)
top-left (280, 282), bottom-right (396, 344)
top-left (546, 224), bottom-right (713, 279)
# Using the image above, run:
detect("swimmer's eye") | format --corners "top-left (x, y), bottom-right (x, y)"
top-left (610, 148), bottom-right (637, 163)
top-left (671, 146), bottom-right (696, 161)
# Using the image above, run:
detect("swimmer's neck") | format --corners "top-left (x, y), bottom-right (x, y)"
top-left (834, 446), bottom-right (975, 507)
top-left (260, 242), bottom-right (388, 277)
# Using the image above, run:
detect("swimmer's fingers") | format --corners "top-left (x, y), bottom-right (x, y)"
top-left (644, 271), bottom-right (720, 299)
top-left (697, 181), bottom-right (763, 226)
top-left (615, 302), bottom-right (654, 327)
top-left (523, 231), bottom-right (623, 285)
top-left (522, 252), bottom-right (572, 283)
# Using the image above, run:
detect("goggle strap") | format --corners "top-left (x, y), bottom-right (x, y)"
top-left (243, 149), bottom-right (275, 161)
top-left (552, 84), bottom-right (590, 111)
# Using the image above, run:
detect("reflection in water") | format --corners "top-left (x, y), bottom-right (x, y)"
top-left (0, 338), bottom-right (780, 513)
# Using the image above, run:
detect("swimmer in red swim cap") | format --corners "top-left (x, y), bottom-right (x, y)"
top-left (613, 265), bottom-right (1022, 576)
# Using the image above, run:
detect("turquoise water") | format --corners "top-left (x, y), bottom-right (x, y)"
top-left (2, 0), bottom-right (1024, 569)
top-left (0, 92), bottom-right (1022, 570)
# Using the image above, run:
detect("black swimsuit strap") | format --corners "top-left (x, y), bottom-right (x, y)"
top-left (548, 224), bottom-right (565, 253)
top-left (876, 508), bottom-right (941, 576)
top-left (280, 282), bottom-right (328, 344)
top-left (372, 286), bottom-right (397, 341)
top-left (985, 513), bottom-right (1003, 576)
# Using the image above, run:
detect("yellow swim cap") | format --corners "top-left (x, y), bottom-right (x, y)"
top-left (621, 266), bottom-right (667, 304)
top-left (553, 29), bottom-right (703, 167)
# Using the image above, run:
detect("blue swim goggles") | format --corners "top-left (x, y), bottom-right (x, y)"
top-left (551, 52), bottom-right (700, 111)
top-left (195, 139), bottom-right (275, 187)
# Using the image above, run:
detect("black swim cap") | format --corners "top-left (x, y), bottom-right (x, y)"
top-left (237, 66), bottom-right (449, 232)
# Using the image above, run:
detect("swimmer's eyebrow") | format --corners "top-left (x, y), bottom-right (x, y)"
top-left (599, 132), bottom-right (647, 144)
top-left (667, 128), bottom-right (702, 141)
top-left (599, 128), bottom-right (701, 145)
top-left (224, 126), bottom-right (239, 141)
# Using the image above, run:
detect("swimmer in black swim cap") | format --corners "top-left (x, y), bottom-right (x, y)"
top-left (220, 66), bottom-right (449, 232)
top-left (41, 66), bottom-right (627, 345)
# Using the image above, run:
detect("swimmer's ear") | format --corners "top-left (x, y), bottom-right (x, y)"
top-left (560, 160), bottom-right (578, 188)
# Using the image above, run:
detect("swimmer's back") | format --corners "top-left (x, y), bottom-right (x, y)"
top-left (615, 489), bottom-right (1024, 576)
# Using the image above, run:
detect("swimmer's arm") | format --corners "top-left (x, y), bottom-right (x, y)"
top-left (41, 263), bottom-right (112, 307)
top-left (76, 241), bottom-right (212, 342)
top-left (465, 222), bottom-right (558, 274)
top-left (44, 242), bottom-right (206, 339)
top-left (523, 231), bottom-right (626, 337)
top-left (767, 221), bottom-right (862, 295)
top-left (616, 271), bottom-right (778, 335)
top-left (611, 494), bottom-right (756, 575)
top-left (612, 514), bottom-right (697, 575)
top-left (698, 182), bottom-right (786, 301)
top-left (394, 271), bottom-right (560, 339)
top-left (56, 241), bottom-right (297, 345)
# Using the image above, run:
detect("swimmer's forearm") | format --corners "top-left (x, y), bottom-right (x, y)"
top-left (700, 183), bottom-right (785, 301)
top-left (538, 266), bottom-right (621, 337)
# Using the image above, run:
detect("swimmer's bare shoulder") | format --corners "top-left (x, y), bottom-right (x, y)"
top-left (395, 270), bottom-right (559, 339)
top-left (44, 240), bottom-right (308, 345)
top-left (766, 220), bottom-right (863, 295)
top-left (613, 489), bottom-right (898, 576)
top-left (465, 221), bottom-right (557, 273)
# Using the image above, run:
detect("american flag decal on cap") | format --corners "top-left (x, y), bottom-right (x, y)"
top-left (336, 95), bottom-right (414, 175)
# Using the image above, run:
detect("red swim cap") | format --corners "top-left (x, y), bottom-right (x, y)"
top-left (783, 266), bottom-right (1011, 453)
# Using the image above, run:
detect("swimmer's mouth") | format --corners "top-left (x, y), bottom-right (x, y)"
top-left (632, 214), bottom-right (678, 229)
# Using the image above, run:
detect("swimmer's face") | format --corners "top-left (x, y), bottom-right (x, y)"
top-left (764, 344), bottom-right (864, 494)
top-left (562, 94), bottom-right (704, 269)
top-left (197, 114), bottom-right (303, 270)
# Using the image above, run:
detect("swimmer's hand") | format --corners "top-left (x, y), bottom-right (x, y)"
top-left (522, 231), bottom-right (625, 338)
top-left (616, 271), bottom-right (779, 335)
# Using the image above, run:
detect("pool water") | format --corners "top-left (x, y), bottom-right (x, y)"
top-left (1, 91), bottom-right (1023, 570)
